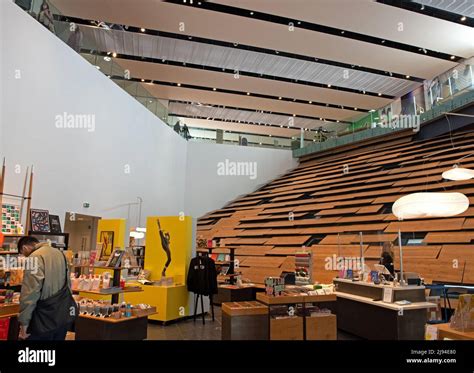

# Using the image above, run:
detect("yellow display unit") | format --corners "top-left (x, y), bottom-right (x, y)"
top-left (126, 216), bottom-right (192, 322)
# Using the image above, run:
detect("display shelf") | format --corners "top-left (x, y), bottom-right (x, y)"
top-left (0, 303), bottom-right (19, 317)
top-left (73, 287), bottom-right (143, 295)
top-left (71, 265), bottom-right (141, 270)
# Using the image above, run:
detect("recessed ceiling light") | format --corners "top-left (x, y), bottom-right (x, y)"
top-left (420, 5), bottom-right (425, 10)
top-left (141, 79), bottom-right (145, 82)
top-left (354, 108), bottom-right (358, 111)
top-left (337, 120), bottom-right (340, 123)
top-left (213, 88), bottom-right (217, 91)
top-left (280, 125), bottom-right (283, 127)
top-left (250, 11), bottom-right (254, 15)
top-left (259, 142), bottom-right (262, 145)
top-left (309, 101), bottom-right (312, 104)
top-left (103, 56), bottom-right (111, 62)
top-left (461, 16), bottom-right (467, 22)
top-left (112, 52), bottom-right (117, 58)
top-left (406, 75), bottom-right (410, 79)
top-left (450, 55), bottom-right (455, 60)
top-left (247, 92), bottom-right (250, 95)
top-left (95, 66), bottom-right (100, 70)
top-left (370, 109), bottom-right (375, 112)
top-left (177, 83), bottom-right (181, 86)
top-left (140, 28), bottom-right (146, 32)
top-left (278, 97), bottom-right (282, 100)
top-left (341, 31), bottom-right (345, 34)
top-left (319, 118), bottom-right (322, 120)
top-left (327, 84), bottom-right (331, 88)
top-left (107, 75), bottom-right (111, 78)
top-left (293, 114), bottom-right (296, 117)
top-left (269, 134), bottom-right (272, 137)
top-left (378, 93), bottom-right (382, 96)
top-left (381, 40), bottom-right (385, 44)
top-left (362, 91), bottom-right (366, 94)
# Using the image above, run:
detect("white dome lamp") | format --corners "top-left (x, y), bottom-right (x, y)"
top-left (392, 192), bottom-right (469, 220)
top-left (442, 165), bottom-right (474, 181)
top-left (392, 192), bottom-right (469, 287)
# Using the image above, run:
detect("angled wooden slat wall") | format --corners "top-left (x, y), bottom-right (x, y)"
top-left (197, 130), bottom-right (474, 285)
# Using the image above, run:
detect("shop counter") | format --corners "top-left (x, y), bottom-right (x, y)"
top-left (334, 279), bottom-right (435, 340)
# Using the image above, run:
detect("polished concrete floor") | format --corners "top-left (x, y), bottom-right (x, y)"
top-left (146, 306), bottom-right (361, 340)
top-left (147, 307), bottom-right (222, 340)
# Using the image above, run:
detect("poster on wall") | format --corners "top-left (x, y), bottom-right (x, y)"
top-left (30, 209), bottom-right (50, 233)
top-left (99, 231), bottom-right (114, 260)
top-left (2, 204), bottom-right (21, 234)
top-left (49, 215), bottom-right (62, 233)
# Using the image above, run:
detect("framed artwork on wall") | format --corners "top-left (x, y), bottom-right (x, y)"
top-left (49, 215), bottom-right (62, 233)
top-left (30, 209), bottom-right (50, 233)
top-left (99, 231), bottom-right (114, 260)
top-left (2, 204), bottom-right (21, 234)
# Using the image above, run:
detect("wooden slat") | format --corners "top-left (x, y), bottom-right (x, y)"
top-left (318, 235), bottom-right (358, 245)
top-left (223, 238), bottom-right (269, 245)
top-left (351, 234), bottom-right (398, 243)
top-left (424, 232), bottom-right (474, 243)
top-left (265, 236), bottom-right (311, 245)
top-left (356, 205), bottom-right (383, 214)
top-left (399, 259), bottom-right (465, 284)
top-left (240, 256), bottom-right (286, 268)
top-left (317, 207), bottom-right (361, 216)
top-left (230, 247), bottom-right (269, 256)
top-left (438, 245), bottom-right (474, 262)
top-left (463, 262), bottom-right (474, 284)
top-left (337, 214), bottom-right (389, 223)
top-left (266, 247), bottom-right (300, 256)
top-left (385, 218), bottom-right (465, 232)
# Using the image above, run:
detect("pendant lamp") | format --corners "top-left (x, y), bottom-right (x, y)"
top-left (392, 192), bottom-right (469, 220)
top-left (442, 166), bottom-right (474, 181)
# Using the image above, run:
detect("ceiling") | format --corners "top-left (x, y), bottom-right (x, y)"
top-left (50, 0), bottom-right (474, 141)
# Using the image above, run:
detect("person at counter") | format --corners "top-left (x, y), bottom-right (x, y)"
top-left (380, 242), bottom-right (395, 279)
top-left (17, 236), bottom-right (76, 340)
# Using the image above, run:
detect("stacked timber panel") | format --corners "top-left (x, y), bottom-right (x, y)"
top-left (198, 130), bottom-right (474, 285)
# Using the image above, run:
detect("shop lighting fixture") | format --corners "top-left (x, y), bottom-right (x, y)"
top-left (393, 192), bottom-right (469, 219)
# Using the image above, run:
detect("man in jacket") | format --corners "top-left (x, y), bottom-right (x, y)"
top-left (17, 236), bottom-right (70, 340)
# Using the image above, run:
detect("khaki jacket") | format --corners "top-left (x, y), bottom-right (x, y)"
top-left (19, 243), bottom-right (70, 328)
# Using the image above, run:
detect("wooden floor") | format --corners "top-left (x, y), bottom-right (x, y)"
top-left (197, 129), bottom-right (474, 285)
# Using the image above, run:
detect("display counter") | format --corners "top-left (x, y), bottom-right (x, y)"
top-left (334, 278), bottom-right (435, 340)
top-left (222, 301), bottom-right (268, 340)
top-left (213, 284), bottom-right (264, 305)
top-left (256, 292), bottom-right (337, 340)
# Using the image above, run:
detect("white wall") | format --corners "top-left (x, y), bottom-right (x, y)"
top-left (0, 1), bottom-right (188, 231)
top-left (185, 141), bottom-right (297, 218)
top-left (0, 1), bottom-right (297, 231)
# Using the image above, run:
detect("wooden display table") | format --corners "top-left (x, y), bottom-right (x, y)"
top-left (334, 278), bottom-right (436, 340)
top-left (257, 292), bottom-right (337, 340)
top-left (75, 313), bottom-right (154, 340)
top-left (213, 284), bottom-right (263, 305)
top-left (436, 323), bottom-right (474, 340)
top-left (222, 301), bottom-right (268, 340)
top-left (0, 303), bottom-right (20, 340)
